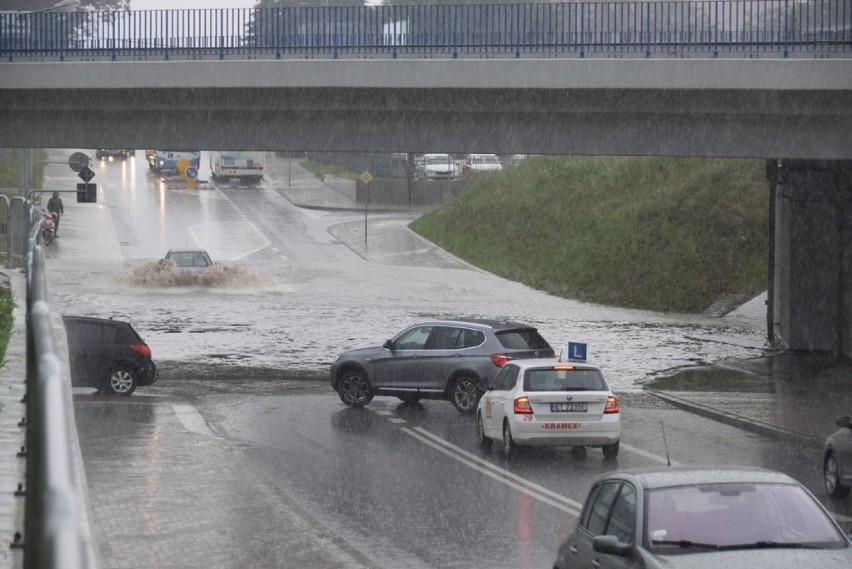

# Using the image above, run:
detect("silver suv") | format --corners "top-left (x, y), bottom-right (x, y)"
top-left (330, 319), bottom-right (555, 413)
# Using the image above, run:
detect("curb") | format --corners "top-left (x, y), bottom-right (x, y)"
top-left (644, 388), bottom-right (823, 448)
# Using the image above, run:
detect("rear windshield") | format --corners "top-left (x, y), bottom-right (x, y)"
top-left (495, 328), bottom-right (552, 351)
top-left (524, 369), bottom-right (607, 392)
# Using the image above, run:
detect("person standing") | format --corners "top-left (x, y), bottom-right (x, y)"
top-left (47, 191), bottom-right (64, 237)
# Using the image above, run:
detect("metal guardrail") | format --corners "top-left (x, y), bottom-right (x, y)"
top-left (0, 1), bottom-right (849, 61)
top-left (20, 203), bottom-right (92, 569)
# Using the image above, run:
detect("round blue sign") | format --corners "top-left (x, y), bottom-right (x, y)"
top-left (185, 167), bottom-right (198, 179)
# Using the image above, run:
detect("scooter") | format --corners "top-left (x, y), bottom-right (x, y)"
top-left (40, 211), bottom-right (57, 245)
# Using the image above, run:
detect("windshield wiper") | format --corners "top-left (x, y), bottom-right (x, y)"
top-left (652, 540), bottom-right (720, 550)
top-left (721, 541), bottom-right (818, 550)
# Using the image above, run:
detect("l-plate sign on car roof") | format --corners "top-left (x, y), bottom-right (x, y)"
top-left (566, 342), bottom-right (587, 362)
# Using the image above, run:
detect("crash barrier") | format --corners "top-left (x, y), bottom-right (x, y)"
top-left (0, 1), bottom-right (849, 61)
top-left (20, 205), bottom-right (95, 568)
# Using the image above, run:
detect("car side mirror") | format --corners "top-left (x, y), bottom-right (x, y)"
top-left (383, 339), bottom-right (395, 350)
top-left (592, 535), bottom-right (632, 559)
top-left (836, 416), bottom-right (851, 429)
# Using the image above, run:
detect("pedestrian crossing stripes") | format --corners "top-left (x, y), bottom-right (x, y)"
top-left (187, 220), bottom-right (271, 261)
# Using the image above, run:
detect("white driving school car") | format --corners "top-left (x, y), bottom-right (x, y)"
top-left (476, 358), bottom-right (620, 458)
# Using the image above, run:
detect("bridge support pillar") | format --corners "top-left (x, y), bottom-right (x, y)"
top-left (769, 160), bottom-right (852, 359)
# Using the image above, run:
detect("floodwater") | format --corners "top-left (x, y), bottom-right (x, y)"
top-left (43, 149), bottom-right (770, 393)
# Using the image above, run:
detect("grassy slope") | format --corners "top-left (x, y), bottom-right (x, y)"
top-left (410, 156), bottom-right (769, 313)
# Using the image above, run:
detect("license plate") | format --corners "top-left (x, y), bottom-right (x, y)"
top-left (551, 402), bottom-right (587, 412)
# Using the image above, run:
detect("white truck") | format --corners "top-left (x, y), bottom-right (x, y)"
top-left (209, 151), bottom-right (265, 184)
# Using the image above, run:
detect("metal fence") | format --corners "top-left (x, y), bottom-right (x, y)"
top-left (4, 199), bottom-right (94, 569)
top-left (24, 238), bottom-right (92, 569)
top-left (1, 1), bottom-right (850, 61)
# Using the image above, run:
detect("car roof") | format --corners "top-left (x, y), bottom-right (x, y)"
top-left (410, 318), bottom-right (540, 332)
top-left (62, 315), bottom-right (131, 326)
top-left (596, 465), bottom-right (799, 490)
top-left (508, 357), bottom-right (602, 372)
top-left (166, 248), bottom-right (208, 254)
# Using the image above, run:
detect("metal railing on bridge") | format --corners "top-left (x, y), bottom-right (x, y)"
top-left (0, 1), bottom-right (850, 61)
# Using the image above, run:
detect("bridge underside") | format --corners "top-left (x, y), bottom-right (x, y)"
top-left (1, 86), bottom-right (850, 159)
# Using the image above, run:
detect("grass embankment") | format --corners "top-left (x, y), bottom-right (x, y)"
top-left (410, 156), bottom-right (769, 313)
top-left (300, 160), bottom-right (360, 182)
top-left (0, 148), bottom-right (43, 365)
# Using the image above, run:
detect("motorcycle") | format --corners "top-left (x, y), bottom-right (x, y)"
top-left (40, 211), bottom-right (57, 245)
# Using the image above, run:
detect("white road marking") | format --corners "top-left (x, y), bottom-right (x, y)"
top-left (172, 403), bottom-right (214, 436)
top-left (620, 442), bottom-right (682, 466)
top-left (188, 220), bottom-right (271, 261)
top-left (401, 426), bottom-right (582, 516)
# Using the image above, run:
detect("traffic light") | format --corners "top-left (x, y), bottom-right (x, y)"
top-left (76, 183), bottom-right (96, 203)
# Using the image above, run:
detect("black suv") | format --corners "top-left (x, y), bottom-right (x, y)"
top-left (330, 319), bottom-right (555, 413)
top-left (62, 316), bottom-right (159, 396)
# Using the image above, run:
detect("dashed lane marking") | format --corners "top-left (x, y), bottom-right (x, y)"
top-left (401, 426), bottom-right (582, 516)
top-left (172, 403), bottom-right (215, 436)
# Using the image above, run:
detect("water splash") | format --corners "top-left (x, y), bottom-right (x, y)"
top-left (127, 259), bottom-right (267, 288)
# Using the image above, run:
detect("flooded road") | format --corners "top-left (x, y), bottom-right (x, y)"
top-left (43, 149), bottom-right (768, 393)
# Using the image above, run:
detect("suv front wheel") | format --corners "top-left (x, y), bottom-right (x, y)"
top-left (337, 370), bottom-right (374, 408)
top-left (104, 366), bottom-right (137, 396)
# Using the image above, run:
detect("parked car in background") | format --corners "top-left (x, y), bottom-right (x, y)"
top-left (477, 358), bottom-right (620, 458)
top-left (165, 248), bottom-right (214, 272)
top-left (96, 148), bottom-right (130, 160)
top-left (554, 466), bottom-right (852, 569)
top-left (463, 153), bottom-right (503, 175)
top-left (824, 414), bottom-right (852, 499)
top-left (330, 319), bottom-right (555, 413)
top-left (63, 316), bottom-right (159, 396)
top-left (415, 153), bottom-right (460, 180)
top-left (505, 154), bottom-right (530, 166)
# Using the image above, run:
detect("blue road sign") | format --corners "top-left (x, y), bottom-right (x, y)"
top-left (185, 167), bottom-right (198, 179)
top-left (567, 342), bottom-right (587, 362)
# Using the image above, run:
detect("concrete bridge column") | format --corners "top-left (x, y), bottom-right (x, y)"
top-left (769, 160), bottom-right (852, 359)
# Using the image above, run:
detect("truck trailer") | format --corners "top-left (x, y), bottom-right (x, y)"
top-left (210, 151), bottom-right (265, 183)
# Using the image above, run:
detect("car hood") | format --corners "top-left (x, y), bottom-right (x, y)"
top-left (336, 345), bottom-right (385, 362)
top-left (637, 546), bottom-right (852, 569)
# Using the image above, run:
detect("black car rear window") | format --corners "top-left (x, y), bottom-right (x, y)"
top-left (495, 328), bottom-right (551, 351)
top-left (114, 324), bottom-right (142, 344)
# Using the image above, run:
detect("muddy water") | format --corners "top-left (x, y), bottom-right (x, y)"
top-left (50, 251), bottom-right (768, 395)
top-left (126, 260), bottom-right (268, 288)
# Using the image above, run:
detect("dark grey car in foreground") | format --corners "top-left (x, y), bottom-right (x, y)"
top-left (554, 465), bottom-right (852, 569)
top-left (330, 319), bottom-right (554, 413)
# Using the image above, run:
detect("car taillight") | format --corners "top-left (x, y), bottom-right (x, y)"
top-left (491, 353), bottom-right (511, 368)
top-left (129, 344), bottom-right (151, 358)
top-left (514, 396), bottom-right (533, 414)
top-left (604, 395), bottom-right (620, 414)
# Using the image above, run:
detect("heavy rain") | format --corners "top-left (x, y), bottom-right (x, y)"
top-left (3, 2), bottom-right (851, 569)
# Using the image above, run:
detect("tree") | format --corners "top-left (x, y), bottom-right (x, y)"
top-left (0, 1), bottom-right (128, 11)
